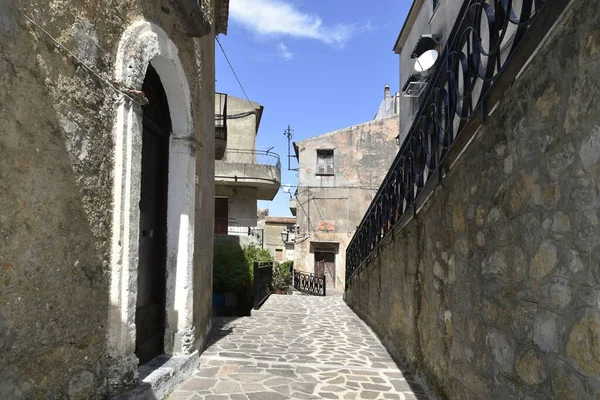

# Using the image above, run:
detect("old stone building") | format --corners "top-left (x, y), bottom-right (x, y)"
top-left (293, 86), bottom-right (399, 290)
top-left (345, 0), bottom-right (600, 398)
top-left (0, 0), bottom-right (228, 397)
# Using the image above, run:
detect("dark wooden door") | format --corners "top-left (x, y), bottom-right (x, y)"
top-left (314, 252), bottom-right (335, 286)
top-left (135, 65), bottom-right (170, 365)
top-left (214, 197), bottom-right (228, 234)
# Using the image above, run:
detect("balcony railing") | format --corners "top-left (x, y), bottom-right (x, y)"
top-left (221, 149), bottom-right (281, 169)
top-left (215, 92), bottom-right (228, 141)
top-left (345, 0), bottom-right (571, 287)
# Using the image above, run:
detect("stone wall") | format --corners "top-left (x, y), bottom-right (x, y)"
top-left (346, 1), bottom-right (600, 398)
top-left (0, 0), bottom-right (218, 397)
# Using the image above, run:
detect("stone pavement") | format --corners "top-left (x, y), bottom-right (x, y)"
top-left (168, 294), bottom-right (432, 400)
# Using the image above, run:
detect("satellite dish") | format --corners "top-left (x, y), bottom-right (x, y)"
top-left (414, 49), bottom-right (439, 72)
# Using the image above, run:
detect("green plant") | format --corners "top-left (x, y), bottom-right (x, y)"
top-left (213, 240), bottom-right (251, 293)
top-left (213, 242), bottom-right (275, 293)
top-left (273, 261), bottom-right (293, 292)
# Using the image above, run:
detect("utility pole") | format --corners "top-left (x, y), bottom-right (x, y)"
top-left (284, 125), bottom-right (298, 171)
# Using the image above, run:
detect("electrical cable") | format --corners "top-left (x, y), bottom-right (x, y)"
top-left (216, 36), bottom-right (255, 111)
top-left (16, 8), bottom-right (141, 105)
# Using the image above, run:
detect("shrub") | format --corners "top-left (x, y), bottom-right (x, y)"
top-left (213, 242), bottom-right (275, 293)
top-left (273, 261), bottom-right (293, 292)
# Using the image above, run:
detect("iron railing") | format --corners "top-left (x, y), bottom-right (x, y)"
top-left (346, 0), bottom-right (571, 287)
top-left (293, 270), bottom-right (326, 296)
top-left (222, 149), bottom-right (281, 168)
top-left (215, 92), bottom-right (228, 141)
top-left (253, 261), bottom-right (274, 309)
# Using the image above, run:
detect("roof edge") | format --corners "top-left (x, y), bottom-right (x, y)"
top-left (393, 0), bottom-right (424, 54)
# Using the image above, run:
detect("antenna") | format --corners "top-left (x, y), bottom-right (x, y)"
top-left (414, 49), bottom-right (439, 73)
top-left (284, 125), bottom-right (299, 171)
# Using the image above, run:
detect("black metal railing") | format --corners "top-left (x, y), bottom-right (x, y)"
top-left (293, 270), bottom-right (326, 296)
top-left (253, 261), bottom-right (274, 309)
top-left (346, 0), bottom-right (571, 287)
top-left (221, 149), bottom-right (281, 168)
top-left (215, 92), bottom-right (227, 141)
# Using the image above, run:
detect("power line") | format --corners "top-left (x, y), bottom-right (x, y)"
top-left (216, 36), bottom-right (254, 110)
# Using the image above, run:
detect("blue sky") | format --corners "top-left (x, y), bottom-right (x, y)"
top-left (216, 0), bottom-right (411, 217)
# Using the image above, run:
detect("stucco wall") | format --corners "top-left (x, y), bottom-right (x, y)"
top-left (0, 0), bottom-right (217, 397)
top-left (294, 117), bottom-right (399, 287)
top-left (347, 2), bottom-right (600, 398)
top-left (224, 95), bottom-right (260, 152)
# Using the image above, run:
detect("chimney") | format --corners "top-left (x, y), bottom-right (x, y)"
top-left (384, 84), bottom-right (391, 100)
top-left (394, 92), bottom-right (401, 115)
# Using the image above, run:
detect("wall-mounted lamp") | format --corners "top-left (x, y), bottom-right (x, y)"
top-left (395, 135), bottom-right (401, 146)
top-left (280, 229), bottom-right (289, 244)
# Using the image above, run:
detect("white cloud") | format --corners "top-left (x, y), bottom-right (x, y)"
top-left (229, 0), bottom-right (360, 47)
top-left (277, 42), bottom-right (294, 60)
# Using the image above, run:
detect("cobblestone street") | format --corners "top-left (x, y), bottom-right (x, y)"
top-left (168, 295), bottom-right (431, 400)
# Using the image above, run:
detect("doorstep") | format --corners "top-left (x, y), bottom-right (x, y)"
top-left (116, 351), bottom-right (199, 400)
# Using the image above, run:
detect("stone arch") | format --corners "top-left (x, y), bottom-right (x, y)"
top-left (109, 21), bottom-right (197, 372)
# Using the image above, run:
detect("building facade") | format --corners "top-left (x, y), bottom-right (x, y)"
top-left (214, 95), bottom-right (281, 241)
top-left (0, 0), bottom-right (228, 397)
top-left (258, 216), bottom-right (296, 262)
top-left (293, 86), bottom-right (399, 289)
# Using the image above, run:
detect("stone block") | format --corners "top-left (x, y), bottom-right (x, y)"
top-left (516, 349), bottom-right (547, 386)
top-left (530, 240), bottom-right (558, 282)
top-left (533, 310), bottom-right (559, 353)
top-left (566, 315), bottom-right (600, 375)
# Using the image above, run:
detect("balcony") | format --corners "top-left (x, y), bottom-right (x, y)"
top-left (345, 0), bottom-right (570, 287)
top-left (289, 198), bottom-right (297, 216)
top-left (215, 149), bottom-right (281, 200)
top-left (215, 92), bottom-right (227, 160)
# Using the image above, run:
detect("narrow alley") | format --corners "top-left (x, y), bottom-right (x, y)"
top-left (168, 295), bottom-right (431, 400)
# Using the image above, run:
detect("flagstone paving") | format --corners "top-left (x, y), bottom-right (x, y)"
top-left (168, 294), bottom-right (432, 400)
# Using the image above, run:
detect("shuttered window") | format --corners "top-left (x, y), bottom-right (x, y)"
top-left (316, 149), bottom-right (334, 175)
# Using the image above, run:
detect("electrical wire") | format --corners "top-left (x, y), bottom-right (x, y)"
top-left (16, 8), bottom-right (141, 105)
top-left (216, 36), bottom-right (255, 111)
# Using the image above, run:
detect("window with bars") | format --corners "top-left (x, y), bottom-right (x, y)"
top-left (316, 149), bottom-right (334, 175)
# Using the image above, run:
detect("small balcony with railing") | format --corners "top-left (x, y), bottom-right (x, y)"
top-left (215, 92), bottom-right (227, 160)
top-left (215, 149), bottom-right (282, 200)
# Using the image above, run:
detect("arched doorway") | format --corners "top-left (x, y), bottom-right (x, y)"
top-left (109, 21), bottom-right (199, 380)
top-left (135, 65), bottom-right (171, 365)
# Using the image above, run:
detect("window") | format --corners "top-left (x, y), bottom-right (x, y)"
top-left (316, 149), bottom-right (334, 175)
top-left (275, 249), bottom-right (283, 261)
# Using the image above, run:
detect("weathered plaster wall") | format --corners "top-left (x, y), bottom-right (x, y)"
top-left (295, 117), bottom-right (399, 287)
top-left (224, 95), bottom-right (260, 152)
top-left (0, 0), bottom-right (217, 397)
top-left (215, 186), bottom-right (258, 228)
top-left (347, 2), bottom-right (600, 398)
top-left (261, 222), bottom-right (295, 260)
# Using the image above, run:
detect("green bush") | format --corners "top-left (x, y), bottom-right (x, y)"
top-left (273, 261), bottom-right (293, 291)
top-left (213, 242), bottom-right (274, 293)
